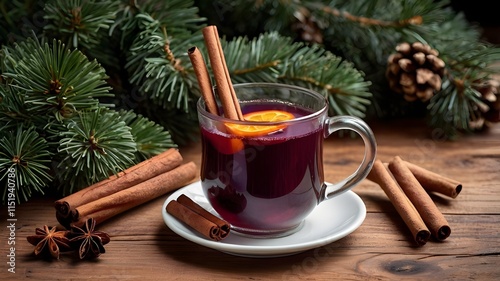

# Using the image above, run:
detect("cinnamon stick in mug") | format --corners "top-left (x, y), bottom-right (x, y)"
top-left (71, 161), bottom-right (197, 227)
top-left (403, 160), bottom-right (462, 198)
top-left (367, 160), bottom-right (431, 246)
top-left (388, 156), bottom-right (451, 241)
top-left (55, 148), bottom-right (183, 218)
top-left (188, 46), bottom-right (218, 115)
top-left (202, 25), bottom-right (243, 120)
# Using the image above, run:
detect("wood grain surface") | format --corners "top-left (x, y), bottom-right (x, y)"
top-left (2, 119), bottom-right (499, 280)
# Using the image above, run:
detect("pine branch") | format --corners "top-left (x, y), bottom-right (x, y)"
top-left (56, 108), bottom-right (137, 194)
top-left (43, 0), bottom-right (120, 49)
top-left (197, 0), bottom-right (500, 136)
top-left (306, 0), bottom-right (455, 78)
top-left (109, 0), bottom-right (206, 59)
top-left (428, 45), bottom-right (500, 135)
top-left (0, 125), bottom-right (52, 203)
top-left (0, 74), bottom-right (66, 151)
top-left (222, 32), bottom-right (372, 118)
top-left (111, 0), bottom-right (206, 112)
top-left (125, 12), bottom-right (202, 111)
top-left (278, 43), bottom-right (372, 117)
top-left (0, 84), bottom-right (32, 130)
top-left (1, 0), bottom-right (499, 204)
top-left (1, 38), bottom-right (113, 121)
top-left (139, 0), bottom-right (206, 33)
top-left (1, 34), bottom-right (43, 75)
top-left (223, 32), bottom-right (298, 83)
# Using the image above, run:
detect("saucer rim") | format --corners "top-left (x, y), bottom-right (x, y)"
top-left (162, 181), bottom-right (366, 257)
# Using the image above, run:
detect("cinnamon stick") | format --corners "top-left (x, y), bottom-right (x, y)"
top-left (177, 194), bottom-right (229, 239)
top-left (403, 160), bottom-right (462, 198)
top-left (367, 160), bottom-right (431, 245)
top-left (166, 194), bottom-right (230, 241)
top-left (202, 25), bottom-right (243, 120)
top-left (188, 46), bottom-right (219, 115)
top-left (388, 156), bottom-right (451, 241)
top-left (69, 161), bottom-right (197, 227)
top-left (55, 148), bottom-right (183, 218)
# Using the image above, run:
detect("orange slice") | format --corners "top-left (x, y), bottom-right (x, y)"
top-left (225, 110), bottom-right (295, 137)
top-left (207, 134), bottom-right (244, 154)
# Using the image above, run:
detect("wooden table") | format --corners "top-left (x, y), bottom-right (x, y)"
top-left (3, 119), bottom-right (500, 280)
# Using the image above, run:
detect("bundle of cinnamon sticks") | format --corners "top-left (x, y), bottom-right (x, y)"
top-left (367, 156), bottom-right (462, 246)
top-left (188, 25), bottom-right (243, 120)
top-left (166, 195), bottom-right (230, 241)
top-left (54, 148), bottom-right (197, 228)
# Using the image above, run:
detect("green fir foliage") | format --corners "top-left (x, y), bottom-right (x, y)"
top-left (43, 0), bottom-right (120, 49)
top-left (1, 0), bottom-right (499, 202)
top-left (2, 38), bottom-right (112, 121)
top-left (0, 126), bottom-right (52, 203)
top-left (57, 108), bottom-right (136, 194)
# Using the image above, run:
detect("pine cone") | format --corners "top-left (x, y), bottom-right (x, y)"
top-left (386, 42), bottom-right (446, 102)
top-left (475, 78), bottom-right (500, 123)
top-left (291, 7), bottom-right (323, 44)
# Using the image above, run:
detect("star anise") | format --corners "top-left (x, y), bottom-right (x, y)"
top-left (68, 218), bottom-right (110, 259)
top-left (26, 225), bottom-right (71, 259)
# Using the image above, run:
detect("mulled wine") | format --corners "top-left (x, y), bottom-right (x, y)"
top-left (197, 83), bottom-right (376, 237)
top-left (200, 101), bottom-right (324, 234)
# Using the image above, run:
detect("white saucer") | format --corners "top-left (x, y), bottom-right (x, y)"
top-left (162, 181), bottom-right (366, 258)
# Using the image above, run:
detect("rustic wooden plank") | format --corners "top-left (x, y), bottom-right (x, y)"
top-left (2, 120), bottom-right (499, 280)
top-left (6, 195), bottom-right (499, 278)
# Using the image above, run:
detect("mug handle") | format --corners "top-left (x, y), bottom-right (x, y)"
top-left (320, 116), bottom-right (377, 202)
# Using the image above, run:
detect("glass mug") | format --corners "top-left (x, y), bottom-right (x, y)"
top-left (197, 83), bottom-right (376, 238)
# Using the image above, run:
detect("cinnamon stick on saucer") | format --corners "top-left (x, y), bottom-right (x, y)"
top-left (388, 156), bottom-right (451, 241)
top-left (166, 194), bottom-right (230, 241)
top-left (403, 160), bottom-right (462, 199)
top-left (367, 160), bottom-right (431, 246)
top-left (202, 25), bottom-right (243, 120)
top-left (177, 194), bottom-right (230, 239)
